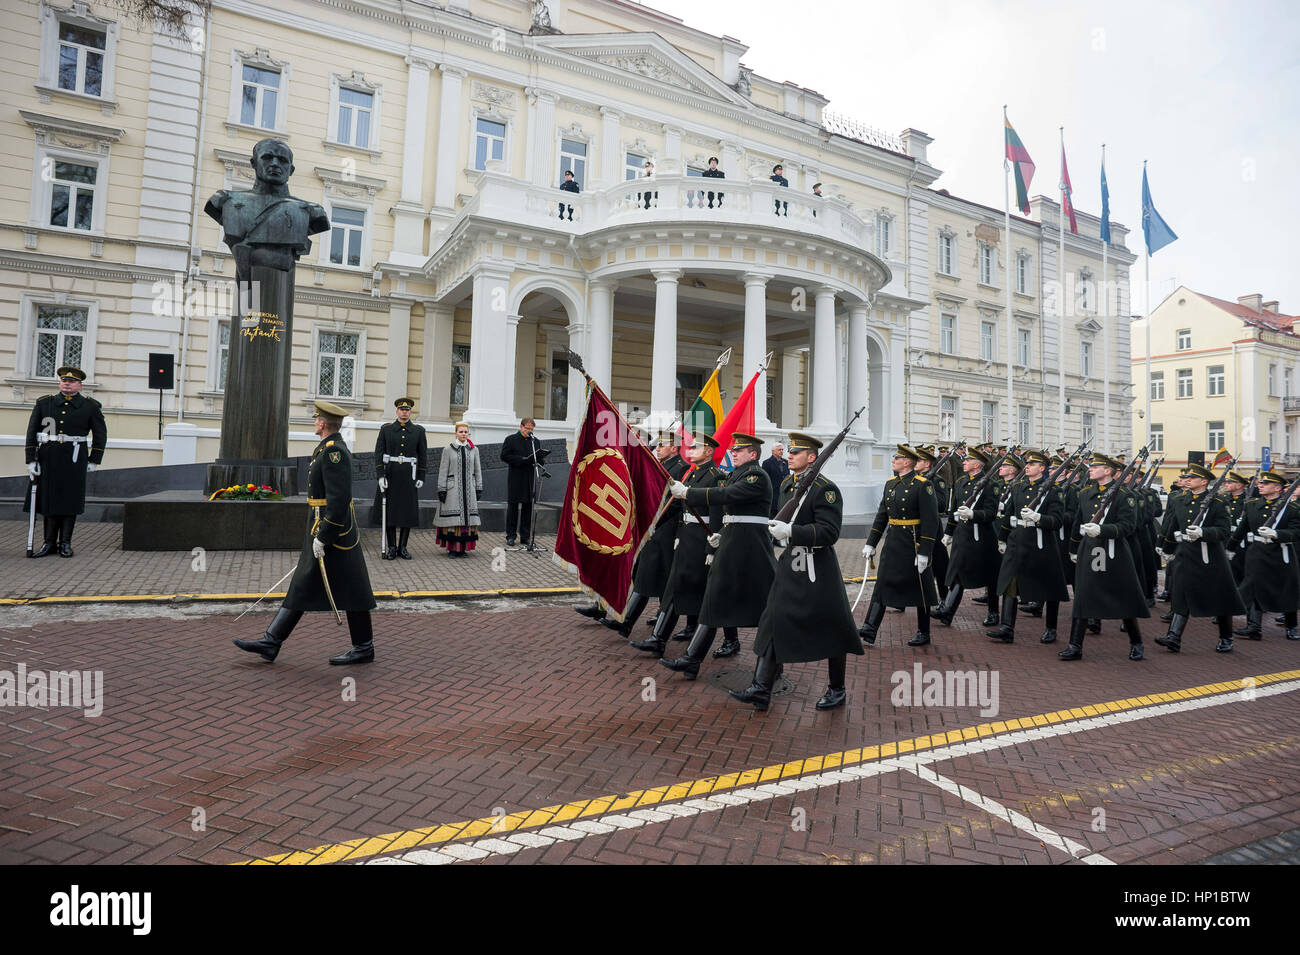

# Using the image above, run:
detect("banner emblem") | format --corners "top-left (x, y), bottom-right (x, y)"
top-left (572, 449), bottom-right (636, 554)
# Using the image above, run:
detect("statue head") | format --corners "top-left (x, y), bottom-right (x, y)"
top-left (250, 139), bottom-right (294, 188)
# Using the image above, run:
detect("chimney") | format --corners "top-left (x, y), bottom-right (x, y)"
top-left (1263, 301), bottom-right (1280, 314)
top-left (1238, 293), bottom-right (1263, 312)
top-left (900, 128), bottom-right (933, 163)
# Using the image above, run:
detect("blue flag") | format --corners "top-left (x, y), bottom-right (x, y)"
top-left (1141, 167), bottom-right (1177, 255)
top-left (1099, 159), bottom-right (1111, 244)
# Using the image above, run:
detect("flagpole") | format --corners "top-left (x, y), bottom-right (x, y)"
top-left (1058, 127), bottom-right (1067, 447)
top-left (1144, 159), bottom-right (1151, 447)
top-left (1004, 106), bottom-right (1014, 442)
top-left (1101, 144), bottom-right (1111, 451)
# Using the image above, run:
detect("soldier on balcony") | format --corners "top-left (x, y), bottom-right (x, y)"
top-left (771, 163), bottom-right (789, 216)
top-left (558, 168), bottom-right (579, 220)
top-left (702, 156), bottom-right (724, 208)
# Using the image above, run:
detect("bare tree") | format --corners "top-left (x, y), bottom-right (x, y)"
top-left (105, 0), bottom-right (211, 35)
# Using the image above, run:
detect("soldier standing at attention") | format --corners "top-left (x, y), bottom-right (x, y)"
top-left (916, 446), bottom-right (951, 608)
top-left (25, 366), bottom-right (107, 558)
top-left (234, 400), bottom-right (377, 665)
top-left (374, 397), bottom-right (427, 560)
top-left (858, 445), bottom-right (940, 647)
top-left (1232, 469), bottom-right (1300, 641)
top-left (701, 155), bottom-right (725, 208)
top-left (1221, 470), bottom-right (1250, 593)
top-left (933, 447), bottom-right (1000, 626)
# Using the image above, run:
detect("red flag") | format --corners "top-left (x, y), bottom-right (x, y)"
top-left (554, 383), bottom-right (670, 618)
top-left (1060, 144), bottom-right (1079, 234)
top-left (712, 371), bottom-right (759, 468)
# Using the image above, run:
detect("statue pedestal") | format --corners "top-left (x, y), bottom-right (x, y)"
top-left (205, 459), bottom-right (299, 497)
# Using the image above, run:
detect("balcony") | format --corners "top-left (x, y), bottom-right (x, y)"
top-left (1277, 452), bottom-right (1300, 468)
top-left (1283, 396), bottom-right (1300, 414)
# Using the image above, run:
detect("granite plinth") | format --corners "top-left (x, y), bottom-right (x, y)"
top-left (205, 461), bottom-right (298, 497)
top-left (122, 498), bottom-right (309, 551)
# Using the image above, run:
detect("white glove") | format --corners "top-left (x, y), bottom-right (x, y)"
top-left (1019, 507), bottom-right (1041, 526)
top-left (27, 462), bottom-right (39, 479)
top-left (669, 481), bottom-right (688, 499)
top-left (955, 505), bottom-right (974, 522)
top-left (415, 480), bottom-right (424, 489)
top-left (1256, 526), bottom-right (1278, 541)
top-left (1070, 552), bottom-right (1078, 563)
top-left (312, 537), bottom-right (326, 559)
top-left (767, 520), bottom-right (793, 542)
top-left (87, 463), bottom-right (97, 472)
top-left (862, 543), bottom-right (875, 560)
top-left (1183, 524), bottom-right (1203, 541)
top-left (378, 477), bottom-right (388, 492)
top-left (707, 532), bottom-right (722, 548)
top-left (997, 541), bottom-right (1007, 554)
top-left (942, 534), bottom-right (953, 548)
top-left (915, 554), bottom-right (930, 573)
top-left (1081, 522), bottom-right (1102, 538)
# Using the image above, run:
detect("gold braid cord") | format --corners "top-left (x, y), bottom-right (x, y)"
top-left (571, 448), bottom-right (637, 555)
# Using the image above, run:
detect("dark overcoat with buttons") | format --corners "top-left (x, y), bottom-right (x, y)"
top-left (1234, 497), bottom-right (1300, 611)
top-left (373, 419), bottom-right (427, 527)
top-left (945, 471), bottom-right (999, 589)
top-left (685, 459), bottom-right (776, 627)
top-left (926, 470), bottom-right (951, 592)
top-left (660, 460), bottom-right (726, 615)
top-left (631, 454), bottom-right (690, 597)
top-left (285, 434), bottom-right (376, 613)
top-left (1069, 484), bottom-right (1150, 620)
top-left (995, 477), bottom-right (1069, 601)
top-left (866, 470), bottom-right (939, 607)
top-left (1158, 491), bottom-right (1244, 618)
top-left (1223, 491), bottom-right (1249, 585)
top-left (755, 474), bottom-right (863, 663)
top-left (24, 392), bottom-right (107, 516)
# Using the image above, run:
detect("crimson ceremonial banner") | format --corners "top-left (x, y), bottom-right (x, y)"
top-left (554, 383), bottom-right (670, 618)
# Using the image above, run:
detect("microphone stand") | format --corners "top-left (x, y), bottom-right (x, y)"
top-left (525, 434), bottom-right (550, 557)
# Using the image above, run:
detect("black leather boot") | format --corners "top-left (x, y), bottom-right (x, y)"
top-left (1155, 613), bottom-right (1186, 652)
top-left (661, 625), bottom-right (715, 679)
top-left (1086, 617), bottom-right (1101, 633)
top-left (729, 649), bottom-right (781, 711)
top-left (31, 517), bottom-right (58, 558)
top-left (1215, 617), bottom-right (1234, 653)
top-left (713, 627), bottom-right (741, 658)
top-left (933, 584), bottom-right (963, 627)
top-left (331, 611), bottom-right (375, 664)
top-left (384, 528), bottom-right (397, 560)
top-left (1020, 600), bottom-right (1043, 617)
top-left (972, 593), bottom-right (989, 605)
top-left (233, 607), bottom-right (302, 661)
top-left (987, 594), bottom-right (1017, 642)
top-left (1159, 609), bottom-right (1174, 622)
top-left (1234, 604), bottom-right (1263, 639)
top-left (1287, 611), bottom-right (1300, 641)
top-left (601, 591), bottom-right (649, 637)
top-left (59, 516), bottom-right (75, 557)
top-left (816, 655), bottom-right (848, 710)
top-left (1126, 618), bottom-right (1144, 660)
top-left (672, 615), bottom-right (697, 641)
top-left (398, 527), bottom-right (412, 560)
top-left (631, 606), bottom-right (676, 656)
top-left (858, 601), bottom-right (886, 646)
top-left (1058, 618), bottom-right (1087, 660)
top-left (575, 602), bottom-right (607, 620)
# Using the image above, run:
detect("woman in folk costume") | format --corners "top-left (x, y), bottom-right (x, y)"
top-left (434, 422), bottom-right (484, 557)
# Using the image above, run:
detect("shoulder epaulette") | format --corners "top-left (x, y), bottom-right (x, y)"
top-left (914, 475), bottom-right (928, 483)
top-left (325, 440), bottom-right (335, 446)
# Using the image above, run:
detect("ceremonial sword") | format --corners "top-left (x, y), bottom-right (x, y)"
top-left (26, 478), bottom-right (37, 557)
top-left (233, 566), bottom-right (296, 622)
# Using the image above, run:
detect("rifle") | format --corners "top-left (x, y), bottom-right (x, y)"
top-left (1140, 456), bottom-right (1165, 492)
top-left (1265, 472), bottom-right (1300, 531)
top-left (1189, 455), bottom-right (1238, 529)
top-left (961, 444), bottom-right (1016, 509)
top-left (1230, 471), bottom-right (1260, 541)
top-left (1087, 442), bottom-right (1154, 525)
top-left (928, 442), bottom-right (967, 518)
top-left (995, 445), bottom-right (1027, 515)
top-left (1029, 440), bottom-right (1090, 511)
top-left (773, 407), bottom-right (864, 524)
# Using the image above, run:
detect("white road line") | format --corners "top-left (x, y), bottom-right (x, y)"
top-left (361, 679), bottom-right (1299, 865)
top-left (899, 760), bottom-right (1115, 864)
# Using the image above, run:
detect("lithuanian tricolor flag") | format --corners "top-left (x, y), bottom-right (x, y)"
top-left (683, 368), bottom-right (723, 440)
top-left (1005, 115), bottom-right (1035, 216)
top-left (1212, 447), bottom-right (1232, 468)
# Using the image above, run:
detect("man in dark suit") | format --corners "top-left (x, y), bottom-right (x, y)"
top-left (500, 417), bottom-right (540, 550)
top-left (761, 443), bottom-right (789, 517)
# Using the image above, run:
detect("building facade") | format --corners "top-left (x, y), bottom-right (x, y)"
top-left (0, 0), bottom-right (1133, 515)
top-left (1132, 287), bottom-right (1298, 487)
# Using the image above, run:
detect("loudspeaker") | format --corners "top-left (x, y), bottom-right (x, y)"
top-left (149, 353), bottom-right (175, 390)
top-left (1187, 450), bottom-right (1205, 466)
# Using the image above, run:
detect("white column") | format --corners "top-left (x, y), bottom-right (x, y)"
top-left (588, 279), bottom-right (616, 391)
top-left (780, 347), bottom-right (802, 430)
top-left (599, 108), bottom-right (622, 187)
top-left (650, 269), bottom-right (681, 423)
top-left (663, 125), bottom-right (682, 171)
top-left (422, 304), bottom-right (455, 424)
top-left (722, 143), bottom-right (743, 182)
top-left (809, 287), bottom-right (839, 431)
top-left (565, 317), bottom-right (588, 426)
top-left (514, 317), bottom-right (536, 420)
top-left (888, 326), bottom-right (907, 440)
top-left (433, 65), bottom-right (466, 212)
top-left (847, 302), bottom-right (869, 434)
top-left (393, 58), bottom-right (432, 257)
top-left (743, 272), bottom-right (771, 428)
top-left (504, 313), bottom-right (521, 422)
top-left (464, 267), bottom-right (516, 429)
top-left (525, 88), bottom-right (557, 187)
top-left (385, 300), bottom-right (412, 409)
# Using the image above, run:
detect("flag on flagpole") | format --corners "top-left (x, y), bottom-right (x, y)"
top-left (1004, 116), bottom-right (1035, 215)
top-left (1141, 165), bottom-right (1178, 255)
top-left (1099, 152), bottom-right (1111, 244)
top-left (711, 371), bottom-right (759, 469)
top-left (1060, 141), bottom-right (1078, 234)
top-left (1212, 447), bottom-right (1232, 468)
top-left (682, 367), bottom-right (723, 441)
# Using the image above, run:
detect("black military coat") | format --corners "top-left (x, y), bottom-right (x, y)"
top-left (1161, 487), bottom-right (1191, 598)
top-left (925, 470), bottom-right (951, 592)
top-left (631, 454), bottom-right (690, 597)
top-left (1234, 496), bottom-right (1300, 611)
top-left (1159, 490), bottom-right (1244, 618)
top-left (1054, 479), bottom-right (1083, 584)
top-left (945, 471), bottom-right (999, 589)
top-left (866, 470), bottom-right (939, 607)
top-left (1223, 491), bottom-right (1249, 585)
top-left (24, 392), bottom-right (107, 516)
top-left (995, 477), bottom-right (1069, 602)
top-left (755, 474), bottom-right (863, 664)
top-left (284, 434), bottom-right (376, 613)
top-left (1069, 483), bottom-right (1150, 620)
top-left (661, 460), bottom-right (726, 615)
top-left (685, 459), bottom-right (777, 628)
top-left (373, 419), bottom-right (427, 527)
top-left (500, 430), bottom-right (541, 500)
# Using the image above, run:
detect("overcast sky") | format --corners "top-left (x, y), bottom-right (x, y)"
top-left (647, 0), bottom-right (1300, 315)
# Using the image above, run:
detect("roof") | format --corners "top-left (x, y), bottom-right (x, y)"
top-left (1194, 291), bottom-right (1298, 333)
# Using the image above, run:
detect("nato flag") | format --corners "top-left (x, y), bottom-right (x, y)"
top-left (1141, 166), bottom-right (1178, 255)
top-left (1100, 160), bottom-right (1111, 244)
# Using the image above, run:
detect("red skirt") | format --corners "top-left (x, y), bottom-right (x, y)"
top-left (436, 525), bottom-right (478, 553)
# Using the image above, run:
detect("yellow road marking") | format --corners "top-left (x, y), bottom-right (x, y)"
top-left (235, 667), bottom-right (1300, 865)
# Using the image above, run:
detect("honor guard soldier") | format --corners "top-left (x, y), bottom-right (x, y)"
top-left (989, 449), bottom-right (1070, 643)
top-left (858, 444), bottom-right (940, 647)
top-left (730, 433), bottom-right (863, 711)
top-left (1050, 454), bottom-right (1079, 597)
top-left (375, 397), bottom-right (427, 560)
top-left (933, 447), bottom-right (1000, 626)
top-left (916, 446), bottom-right (952, 607)
top-left (1158, 472), bottom-right (1191, 610)
top-left (1155, 462), bottom-right (1246, 653)
top-left (1232, 469), bottom-right (1300, 640)
top-left (1222, 470), bottom-right (1250, 590)
top-left (601, 429), bottom-right (691, 637)
top-left (24, 366), bottom-right (107, 558)
top-left (1060, 453), bottom-right (1148, 661)
top-left (631, 433), bottom-right (727, 656)
top-left (661, 432), bottom-right (777, 677)
top-left (235, 400), bottom-right (377, 664)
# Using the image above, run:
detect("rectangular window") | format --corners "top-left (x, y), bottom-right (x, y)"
top-left (1177, 368), bottom-right (1193, 398)
top-left (58, 22), bottom-right (106, 96)
top-left (1269, 364), bottom-right (1278, 396)
top-left (34, 305), bottom-right (88, 378)
top-left (1150, 423), bottom-right (1164, 453)
top-left (1150, 371), bottom-right (1164, 400)
top-left (1269, 419), bottom-right (1277, 449)
top-left (1082, 413), bottom-right (1095, 442)
top-left (1016, 255), bottom-right (1028, 295)
top-left (1176, 328), bottom-right (1191, 350)
top-left (978, 244), bottom-right (994, 285)
top-left (940, 396), bottom-right (957, 441)
top-left (766, 375), bottom-right (776, 423)
top-left (938, 233), bottom-right (954, 275)
top-left (548, 352), bottom-right (569, 420)
top-left (1081, 340), bottom-right (1093, 378)
top-left (1207, 364), bottom-right (1225, 397)
top-left (474, 118), bottom-right (506, 170)
top-left (450, 343), bottom-right (470, 407)
top-left (981, 400), bottom-right (997, 442)
top-left (675, 370), bottom-right (703, 421)
top-left (337, 87), bottom-right (373, 149)
top-left (875, 216), bottom-right (892, 258)
top-left (218, 320), bottom-right (230, 389)
top-left (1287, 368), bottom-right (1294, 398)
top-left (1289, 423), bottom-right (1297, 454)
top-left (240, 64), bottom-right (280, 129)
top-left (980, 321), bottom-right (995, 361)
top-left (328, 207), bottom-right (365, 267)
top-left (1208, 420), bottom-right (1225, 450)
top-left (317, 331), bottom-right (358, 398)
top-left (48, 160), bottom-right (97, 231)
top-left (559, 138), bottom-right (587, 184)
top-left (940, 313), bottom-right (956, 355)
top-left (1016, 327), bottom-right (1031, 367)
top-left (625, 152), bottom-right (648, 181)
top-left (1018, 404), bottom-right (1032, 445)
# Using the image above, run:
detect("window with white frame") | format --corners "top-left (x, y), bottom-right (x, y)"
top-left (1078, 270), bottom-right (1093, 311)
top-left (978, 243), bottom-right (995, 286)
top-left (57, 21), bottom-right (107, 96)
top-left (940, 395), bottom-right (957, 441)
top-left (1176, 368), bottom-right (1193, 398)
top-left (1269, 363), bottom-right (1278, 396)
top-left (1150, 371), bottom-right (1164, 400)
top-left (1269, 419), bottom-right (1278, 449)
top-left (33, 304), bottom-right (88, 378)
top-left (37, 4), bottom-right (120, 105)
top-left (1080, 339), bottom-right (1094, 378)
top-left (1176, 328), bottom-right (1191, 350)
top-left (1016, 252), bottom-right (1030, 295)
top-left (940, 313), bottom-right (956, 355)
top-left (981, 400), bottom-right (997, 442)
top-left (450, 343), bottom-right (470, 408)
top-left (336, 87), bottom-right (373, 149)
top-left (26, 111), bottom-right (118, 235)
top-left (473, 117), bottom-right (506, 170)
top-left (937, 229), bottom-right (955, 275)
top-left (316, 331), bottom-right (358, 399)
top-left (240, 65), bottom-right (281, 130)
top-left (1207, 364), bottom-right (1225, 397)
top-left (327, 206), bottom-right (365, 268)
top-left (766, 376), bottom-right (776, 423)
top-left (875, 214), bottom-right (892, 258)
top-left (1017, 327), bottom-right (1031, 367)
top-left (1082, 412), bottom-right (1095, 442)
top-left (980, 321), bottom-right (995, 361)
top-left (1018, 404), bottom-right (1032, 445)
top-left (1208, 420), bottom-right (1225, 450)
top-left (1150, 423), bottom-right (1164, 453)
top-left (1287, 367), bottom-right (1294, 398)
top-left (559, 138), bottom-right (587, 185)
top-left (625, 152), bottom-right (648, 181)
top-left (46, 158), bottom-right (98, 232)
top-left (1288, 422), bottom-right (1296, 454)
top-left (217, 320), bottom-right (230, 389)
